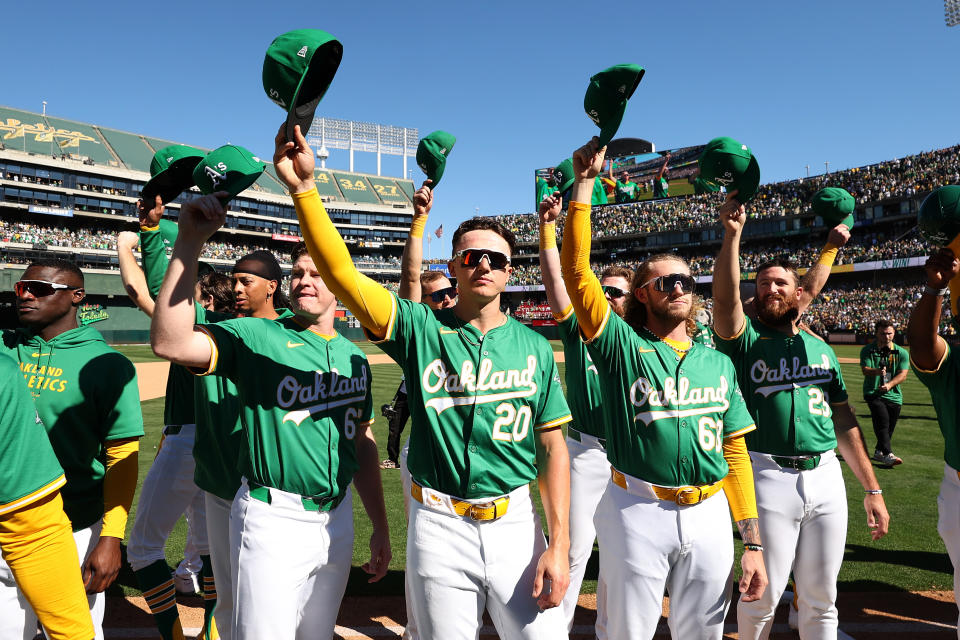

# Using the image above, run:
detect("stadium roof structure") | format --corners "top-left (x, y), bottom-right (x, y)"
top-left (0, 105), bottom-right (415, 208)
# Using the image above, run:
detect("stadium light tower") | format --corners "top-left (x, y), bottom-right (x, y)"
top-left (947, 0), bottom-right (960, 26)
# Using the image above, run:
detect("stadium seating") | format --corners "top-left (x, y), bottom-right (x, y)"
top-left (331, 172), bottom-right (383, 205)
top-left (367, 177), bottom-right (412, 204)
top-left (96, 127), bottom-right (157, 172)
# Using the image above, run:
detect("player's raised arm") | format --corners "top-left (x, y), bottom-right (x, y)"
top-left (150, 194), bottom-right (229, 369)
top-left (712, 192), bottom-right (747, 338)
top-left (798, 223), bottom-right (852, 314)
top-left (538, 192), bottom-right (572, 316)
top-left (275, 124), bottom-right (394, 339)
top-left (117, 231), bottom-right (155, 317)
top-left (399, 181), bottom-right (433, 301)
top-left (560, 138), bottom-right (609, 340)
top-left (908, 248), bottom-right (959, 370)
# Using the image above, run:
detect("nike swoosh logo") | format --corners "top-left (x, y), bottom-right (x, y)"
top-left (287, 341), bottom-right (305, 348)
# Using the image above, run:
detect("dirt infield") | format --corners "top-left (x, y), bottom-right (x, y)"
top-left (104, 591), bottom-right (958, 639)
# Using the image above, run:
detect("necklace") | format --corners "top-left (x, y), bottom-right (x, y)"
top-left (642, 327), bottom-right (691, 353)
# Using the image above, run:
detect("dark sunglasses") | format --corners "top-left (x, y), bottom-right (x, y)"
top-left (453, 248), bottom-right (511, 271)
top-left (602, 285), bottom-right (627, 299)
top-left (428, 286), bottom-right (457, 303)
top-left (640, 273), bottom-right (696, 294)
top-left (14, 280), bottom-right (80, 297)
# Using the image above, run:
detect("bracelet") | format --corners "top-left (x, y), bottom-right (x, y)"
top-left (924, 285), bottom-right (949, 297)
top-left (743, 543), bottom-right (764, 552)
top-left (865, 489), bottom-right (883, 495)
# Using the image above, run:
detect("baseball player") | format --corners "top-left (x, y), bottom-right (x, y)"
top-left (0, 352), bottom-right (94, 640)
top-left (653, 152), bottom-right (671, 199)
top-left (907, 245), bottom-right (960, 634)
top-left (712, 191), bottom-right (889, 639)
top-left (277, 123), bottom-right (572, 639)
top-left (0, 258), bottom-right (144, 640)
top-left (141, 217), bottom-right (291, 640)
top-left (860, 319), bottom-right (909, 466)
top-left (561, 139), bottom-right (766, 639)
top-left (536, 190), bottom-right (632, 633)
top-left (151, 194), bottom-right (390, 640)
top-left (605, 165), bottom-right (640, 204)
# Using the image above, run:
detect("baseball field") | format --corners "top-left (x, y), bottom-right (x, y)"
top-left (111, 341), bottom-right (957, 638)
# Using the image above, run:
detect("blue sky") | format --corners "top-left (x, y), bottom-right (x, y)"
top-left (2, 1), bottom-right (957, 258)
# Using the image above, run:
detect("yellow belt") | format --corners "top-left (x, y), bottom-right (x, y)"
top-left (410, 481), bottom-right (510, 521)
top-left (611, 468), bottom-right (724, 506)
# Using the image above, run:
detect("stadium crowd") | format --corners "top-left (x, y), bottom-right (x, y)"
top-left (497, 144), bottom-right (960, 243)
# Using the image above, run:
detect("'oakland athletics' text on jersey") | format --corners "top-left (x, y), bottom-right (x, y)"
top-left (374, 295), bottom-right (571, 499)
top-left (556, 309), bottom-right (606, 439)
top-left (912, 345), bottom-right (960, 470)
top-left (715, 316), bottom-right (848, 456)
top-left (198, 315), bottom-right (373, 501)
top-left (585, 312), bottom-right (755, 487)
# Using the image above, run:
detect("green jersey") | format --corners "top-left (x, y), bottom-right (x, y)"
top-left (860, 342), bottom-right (908, 403)
top-left (592, 177), bottom-right (609, 205)
top-left (556, 309), bottom-right (605, 439)
top-left (2, 326), bottom-right (144, 530)
top-left (375, 295), bottom-right (571, 498)
top-left (715, 317), bottom-right (848, 456)
top-left (536, 177), bottom-right (558, 206)
top-left (912, 345), bottom-right (960, 469)
top-left (614, 180), bottom-right (638, 204)
top-left (198, 315), bottom-right (373, 500)
top-left (654, 176), bottom-right (669, 199)
top-left (585, 311), bottom-right (755, 486)
top-left (0, 353), bottom-right (66, 516)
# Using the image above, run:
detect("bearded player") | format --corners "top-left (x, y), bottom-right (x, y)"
top-left (277, 123), bottom-right (572, 639)
top-left (151, 194), bottom-right (390, 640)
top-left (537, 190), bottom-right (631, 633)
top-left (561, 138), bottom-right (766, 639)
top-left (712, 191), bottom-right (889, 639)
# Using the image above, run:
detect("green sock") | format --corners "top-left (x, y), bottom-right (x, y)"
top-left (134, 560), bottom-right (184, 640)
top-left (200, 554), bottom-right (218, 639)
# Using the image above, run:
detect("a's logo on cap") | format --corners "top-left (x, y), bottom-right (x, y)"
top-left (714, 172), bottom-right (735, 186)
top-left (205, 163), bottom-right (228, 188)
top-left (587, 109), bottom-right (600, 125)
top-left (297, 45), bottom-right (308, 58)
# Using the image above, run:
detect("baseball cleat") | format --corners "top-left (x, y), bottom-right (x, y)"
top-left (380, 458), bottom-right (399, 469)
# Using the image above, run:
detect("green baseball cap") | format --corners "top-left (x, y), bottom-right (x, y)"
top-left (142, 145), bottom-right (205, 204)
top-left (192, 145), bottom-right (266, 203)
top-left (918, 185), bottom-right (960, 246)
top-left (552, 158), bottom-right (575, 194)
top-left (697, 137), bottom-right (761, 203)
top-left (811, 187), bottom-right (855, 229)
top-left (584, 64), bottom-right (645, 148)
top-left (263, 29), bottom-right (343, 142)
top-left (416, 131), bottom-right (456, 188)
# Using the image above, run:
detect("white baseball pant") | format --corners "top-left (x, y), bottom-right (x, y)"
top-left (595, 471), bottom-right (733, 640)
top-left (205, 492), bottom-right (234, 640)
top-left (399, 440), bottom-right (418, 640)
top-left (0, 521), bottom-right (105, 640)
top-left (563, 430), bottom-right (609, 635)
top-left (937, 464), bottom-right (960, 639)
top-left (127, 425), bottom-right (208, 572)
top-left (406, 483), bottom-right (566, 640)
top-left (737, 450), bottom-right (847, 640)
top-left (230, 479), bottom-right (353, 640)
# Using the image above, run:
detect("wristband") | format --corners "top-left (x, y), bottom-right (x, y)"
top-left (924, 285), bottom-right (949, 297)
top-left (865, 489), bottom-right (883, 495)
top-left (139, 224), bottom-right (160, 232)
top-left (409, 216), bottom-right (427, 239)
top-left (816, 243), bottom-right (839, 267)
top-left (540, 222), bottom-right (557, 251)
top-left (743, 543), bottom-right (764, 552)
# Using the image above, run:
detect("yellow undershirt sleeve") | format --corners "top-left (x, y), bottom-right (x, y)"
top-left (721, 436), bottom-right (758, 522)
top-left (293, 188), bottom-right (395, 338)
top-left (101, 438), bottom-right (139, 538)
top-left (560, 201), bottom-right (608, 340)
top-left (817, 242), bottom-right (840, 267)
top-left (0, 493), bottom-right (94, 640)
top-left (539, 222), bottom-right (557, 251)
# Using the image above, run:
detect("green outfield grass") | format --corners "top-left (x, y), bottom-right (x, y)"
top-left (114, 344), bottom-right (164, 363)
top-left (121, 340), bottom-right (952, 598)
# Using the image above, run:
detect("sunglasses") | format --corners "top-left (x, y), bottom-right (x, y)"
top-left (602, 285), bottom-right (627, 299)
top-left (453, 248), bottom-right (511, 271)
top-left (640, 273), bottom-right (696, 294)
top-left (14, 280), bottom-right (81, 297)
top-left (428, 286), bottom-right (457, 303)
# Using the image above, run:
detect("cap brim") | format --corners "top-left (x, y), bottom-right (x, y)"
top-left (596, 101), bottom-right (626, 148)
top-left (734, 155), bottom-right (761, 204)
top-left (218, 169), bottom-right (265, 204)
top-left (428, 161), bottom-right (445, 189)
top-left (284, 40), bottom-right (343, 142)
top-left (142, 156), bottom-right (202, 204)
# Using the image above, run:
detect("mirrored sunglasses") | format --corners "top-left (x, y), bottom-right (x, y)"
top-left (428, 286), bottom-right (457, 303)
top-left (453, 248), bottom-right (511, 271)
top-left (640, 273), bottom-right (696, 293)
top-left (601, 285), bottom-right (627, 299)
top-left (14, 280), bottom-right (80, 297)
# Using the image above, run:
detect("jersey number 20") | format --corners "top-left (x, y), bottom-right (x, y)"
top-left (492, 403), bottom-right (531, 442)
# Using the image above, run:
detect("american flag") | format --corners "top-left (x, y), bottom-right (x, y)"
top-left (435, 224), bottom-right (443, 238)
